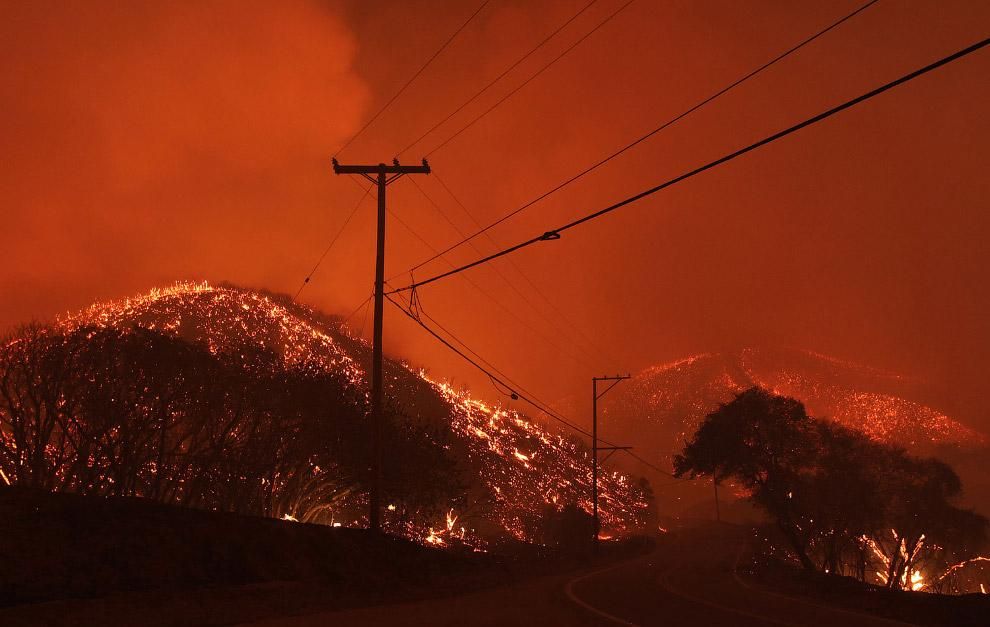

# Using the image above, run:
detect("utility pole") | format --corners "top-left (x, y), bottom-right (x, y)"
top-left (331, 157), bottom-right (430, 533)
top-left (592, 375), bottom-right (631, 550)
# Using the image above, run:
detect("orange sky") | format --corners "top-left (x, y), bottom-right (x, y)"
top-left (2, 0), bottom-right (988, 430)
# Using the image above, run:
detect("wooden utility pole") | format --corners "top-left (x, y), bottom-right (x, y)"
top-left (592, 374), bottom-right (631, 549)
top-left (331, 157), bottom-right (430, 532)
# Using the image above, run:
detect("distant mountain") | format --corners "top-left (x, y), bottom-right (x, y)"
top-left (601, 349), bottom-right (984, 472)
top-left (42, 282), bottom-right (651, 543)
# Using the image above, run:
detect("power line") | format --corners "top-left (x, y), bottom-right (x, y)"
top-left (388, 292), bottom-right (577, 429)
top-left (391, 286), bottom-right (561, 421)
top-left (424, 0), bottom-right (635, 157)
top-left (386, 196), bottom-right (591, 365)
top-left (342, 290), bottom-right (375, 327)
top-left (385, 185), bottom-right (601, 370)
top-left (386, 291), bottom-right (678, 478)
top-left (293, 185), bottom-right (373, 301)
top-left (357, 291), bottom-right (374, 339)
top-left (403, 289), bottom-right (682, 481)
top-left (430, 170), bottom-right (625, 368)
top-left (397, 0), bottom-right (602, 158)
top-left (403, 0), bottom-right (880, 275)
top-left (390, 36), bottom-right (990, 294)
top-left (332, 0), bottom-right (490, 158)
top-left (403, 175), bottom-right (609, 368)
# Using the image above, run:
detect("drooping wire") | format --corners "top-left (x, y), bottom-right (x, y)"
top-left (386, 290), bottom-right (679, 478)
top-left (385, 187), bottom-right (601, 370)
top-left (332, 0), bottom-right (491, 158)
top-left (396, 0), bottom-right (602, 158)
top-left (357, 292), bottom-right (374, 339)
top-left (402, 175), bottom-right (608, 368)
top-left (341, 289), bottom-right (374, 327)
top-left (390, 284), bottom-right (564, 422)
top-left (389, 36), bottom-right (990, 294)
top-left (402, 0), bottom-right (881, 275)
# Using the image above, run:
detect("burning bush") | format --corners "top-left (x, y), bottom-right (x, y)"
top-left (674, 387), bottom-right (989, 593)
top-left (0, 324), bottom-right (462, 529)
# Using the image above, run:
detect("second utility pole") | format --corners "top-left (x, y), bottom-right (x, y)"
top-left (592, 374), bottom-right (631, 549)
top-left (331, 157), bottom-right (430, 533)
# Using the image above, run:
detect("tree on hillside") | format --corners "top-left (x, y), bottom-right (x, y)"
top-left (674, 387), bottom-right (988, 589)
top-left (673, 387), bottom-right (819, 569)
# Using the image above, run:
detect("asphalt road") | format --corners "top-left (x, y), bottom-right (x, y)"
top-left (246, 523), bottom-right (907, 627)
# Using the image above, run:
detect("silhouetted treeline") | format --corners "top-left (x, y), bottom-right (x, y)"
top-left (675, 387), bottom-right (988, 592)
top-left (0, 324), bottom-right (462, 525)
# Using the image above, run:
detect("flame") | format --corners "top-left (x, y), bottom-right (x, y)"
top-left (424, 528), bottom-right (444, 545)
top-left (909, 570), bottom-right (924, 591)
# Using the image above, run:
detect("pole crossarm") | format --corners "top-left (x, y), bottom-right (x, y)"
top-left (332, 157), bottom-right (431, 178)
top-left (594, 374), bottom-right (630, 399)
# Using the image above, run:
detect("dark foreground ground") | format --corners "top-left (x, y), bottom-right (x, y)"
top-left (0, 487), bottom-right (641, 626)
top-left (245, 524), bottom-right (989, 627)
top-left (2, 488), bottom-right (987, 626)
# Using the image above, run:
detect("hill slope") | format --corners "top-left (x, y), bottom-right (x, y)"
top-left (38, 282), bottom-right (651, 542)
top-left (602, 349), bottom-right (984, 474)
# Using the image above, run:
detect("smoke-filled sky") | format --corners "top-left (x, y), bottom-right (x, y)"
top-left (2, 1), bottom-right (988, 429)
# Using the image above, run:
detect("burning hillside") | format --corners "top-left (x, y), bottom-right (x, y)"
top-left (602, 349), bottom-right (984, 473)
top-left (1, 282), bottom-right (650, 545)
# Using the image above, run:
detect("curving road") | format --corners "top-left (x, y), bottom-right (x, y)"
top-left (246, 523), bottom-right (907, 627)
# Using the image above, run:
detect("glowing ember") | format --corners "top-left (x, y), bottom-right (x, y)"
top-left (28, 282), bottom-right (651, 545)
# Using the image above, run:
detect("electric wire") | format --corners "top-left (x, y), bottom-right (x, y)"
top-left (357, 291), bottom-right (374, 338)
top-left (387, 289), bottom-right (593, 441)
top-left (390, 36), bottom-right (990, 294)
top-left (403, 0), bottom-right (881, 275)
top-left (333, 0), bottom-right (490, 158)
top-left (397, 0), bottom-right (602, 157)
top-left (391, 285), bottom-right (559, 421)
top-left (424, 0), bottom-right (635, 157)
top-left (386, 291), bottom-right (678, 477)
top-left (334, 149), bottom-right (602, 372)
top-left (385, 188), bottom-right (601, 370)
top-left (341, 290), bottom-right (374, 327)
top-left (429, 171), bottom-right (624, 368)
top-left (293, 185), bottom-right (373, 301)
top-left (404, 175), bottom-right (607, 368)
